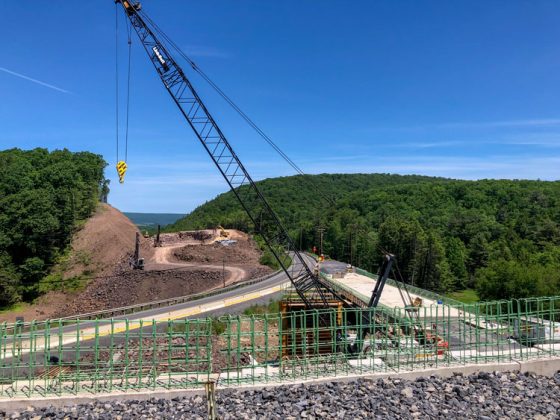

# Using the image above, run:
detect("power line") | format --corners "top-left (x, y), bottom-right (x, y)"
top-left (124, 17), bottom-right (133, 163)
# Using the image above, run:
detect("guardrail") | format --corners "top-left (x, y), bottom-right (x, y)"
top-left (55, 269), bottom-right (283, 322)
top-left (0, 295), bottom-right (558, 398)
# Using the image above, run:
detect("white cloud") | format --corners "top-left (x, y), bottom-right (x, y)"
top-left (436, 118), bottom-right (560, 129)
top-left (301, 154), bottom-right (560, 181)
top-left (361, 118), bottom-right (560, 134)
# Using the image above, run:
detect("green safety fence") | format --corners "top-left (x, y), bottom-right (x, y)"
top-left (0, 296), bottom-right (559, 398)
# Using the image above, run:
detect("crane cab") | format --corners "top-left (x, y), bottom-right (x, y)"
top-left (120, 1), bottom-right (141, 16)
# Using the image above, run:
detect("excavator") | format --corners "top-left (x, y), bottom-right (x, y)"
top-left (217, 225), bottom-right (229, 238)
top-left (113, 0), bottom-right (448, 355)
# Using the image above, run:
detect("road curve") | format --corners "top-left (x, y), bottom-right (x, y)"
top-left (149, 244), bottom-right (246, 283)
top-left (1, 254), bottom-right (317, 361)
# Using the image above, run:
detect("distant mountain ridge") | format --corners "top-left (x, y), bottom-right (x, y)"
top-left (124, 212), bottom-right (185, 228)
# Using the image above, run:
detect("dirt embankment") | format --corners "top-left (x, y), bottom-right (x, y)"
top-left (61, 269), bottom-right (226, 315)
top-left (64, 204), bottom-right (155, 277)
top-left (0, 204), bottom-right (154, 322)
top-left (0, 207), bottom-right (272, 322)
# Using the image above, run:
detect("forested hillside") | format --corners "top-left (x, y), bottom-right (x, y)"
top-left (169, 174), bottom-right (560, 300)
top-left (0, 148), bottom-right (108, 307)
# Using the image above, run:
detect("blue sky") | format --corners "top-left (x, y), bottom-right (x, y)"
top-left (1, 1), bottom-right (559, 213)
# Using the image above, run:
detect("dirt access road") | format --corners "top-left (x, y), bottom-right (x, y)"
top-left (147, 230), bottom-right (247, 284)
top-left (61, 228), bottom-right (272, 316)
top-left (0, 206), bottom-right (270, 322)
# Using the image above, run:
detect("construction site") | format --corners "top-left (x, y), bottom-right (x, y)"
top-left (1, 253), bottom-right (559, 398)
top-left (1, 2), bottom-right (559, 418)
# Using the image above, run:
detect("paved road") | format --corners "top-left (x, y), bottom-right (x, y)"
top-left (0, 254), bottom-right (538, 382)
top-left (1, 254), bottom-right (317, 364)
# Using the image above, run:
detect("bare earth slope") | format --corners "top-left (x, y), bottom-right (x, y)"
top-left (1, 204), bottom-right (152, 322)
top-left (64, 203), bottom-right (154, 278)
top-left (0, 206), bottom-right (270, 322)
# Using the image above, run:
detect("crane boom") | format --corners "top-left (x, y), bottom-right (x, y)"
top-left (115, 0), bottom-right (336, 308)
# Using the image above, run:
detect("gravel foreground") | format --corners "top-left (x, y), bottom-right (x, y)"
top-left (3, 371), bottom-right (559, 419)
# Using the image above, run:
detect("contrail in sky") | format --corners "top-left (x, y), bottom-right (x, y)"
top-left (0, 66), bottom-right (71, 94)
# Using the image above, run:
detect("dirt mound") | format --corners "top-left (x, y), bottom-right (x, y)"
top-left (158, 230), bottom-right (214, 246)
top-left (173, 236), bottom-right (263, 266)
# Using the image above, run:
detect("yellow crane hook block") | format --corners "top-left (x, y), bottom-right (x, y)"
top-left (116, 161), bottom-right (128, 184)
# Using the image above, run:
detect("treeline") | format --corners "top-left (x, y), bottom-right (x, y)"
top-left (168, 174), bottom-right (560, 301)
top-left (0, 148), bottom-right (108, 306)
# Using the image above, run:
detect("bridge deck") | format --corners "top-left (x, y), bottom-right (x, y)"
top-left (321, 266), bottom-right (462, 319)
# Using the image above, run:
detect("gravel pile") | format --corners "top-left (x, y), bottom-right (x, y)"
top-left (3, 371), bottom-right (559, 419)
top-left (57, 268), bottom-right (224, 317)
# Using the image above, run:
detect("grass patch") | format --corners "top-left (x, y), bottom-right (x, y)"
top-left (37, 273), bottom-right (88, 294)
top-left (243, 299), bottom-right (281, 316)
top-left (254, 236), bottom-right (292, 271)
top-left (171, 318), bottom-right (226, 335)
top-left (74, 250), bottom-right (92, 267)
top-left (211, 318), bottom-right (226, 335)
top-left (0, 302), bottom-right (28, 315)
top-left (171, 323), bottom-right (188, 334)
top-left (447, 288), bottom-right (480, 304)
top-left (259, 251), bottom-right (291, 271)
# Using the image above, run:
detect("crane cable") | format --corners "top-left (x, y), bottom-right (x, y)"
top-left (115, 6), bottom-right (120, 171)
top-left (139, 10), bottom-right (336, 206)
top-left (124, 16), bottom-right (133, 163)
top-left (115, 6), bottom-right (133, 184)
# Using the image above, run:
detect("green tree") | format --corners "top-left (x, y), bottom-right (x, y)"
top-left (166, 173), bottom-right (560, 300)
top-left (378, 217), bottom-right (426, 285)
top-left (0, 253), bottom-right (20, 306)
top-left (416, 231), bottom-right (454, 292)
top-left (0, 148), bottom-right (108, 307)
top-left (445, 237), bottom-right (468, 289)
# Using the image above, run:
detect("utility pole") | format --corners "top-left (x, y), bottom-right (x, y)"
top-left (349, 230), bottom-right (353, 267)
top-left (316, 227), bottom-right (325, 257)
top-left (132, 232), bottom-right (144, 269)
top-left (222, 256), bottom-right (226, 288)
top-left (155, 224), bottom-right (161, 247)
top-left (134, 232), bottom-right (140, 264)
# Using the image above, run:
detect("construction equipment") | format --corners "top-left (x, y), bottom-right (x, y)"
top-left (217, 225), bottom-right (229, 238)
top-left (114, 0), bottom-right (339, 309)
top-left (367, 254), bottom-right (395, 308)
top-left (346, 254), bottom-right (448, 354)
top-left (154, 224), bottom-right (162, 247)
top-left (131, 232), bottom-right (144, 270)
top-left (112, 2), bottom-right (449, 360)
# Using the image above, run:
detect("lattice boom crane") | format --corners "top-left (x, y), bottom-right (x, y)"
top-left (114, 0), bottom-right (338, 309)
